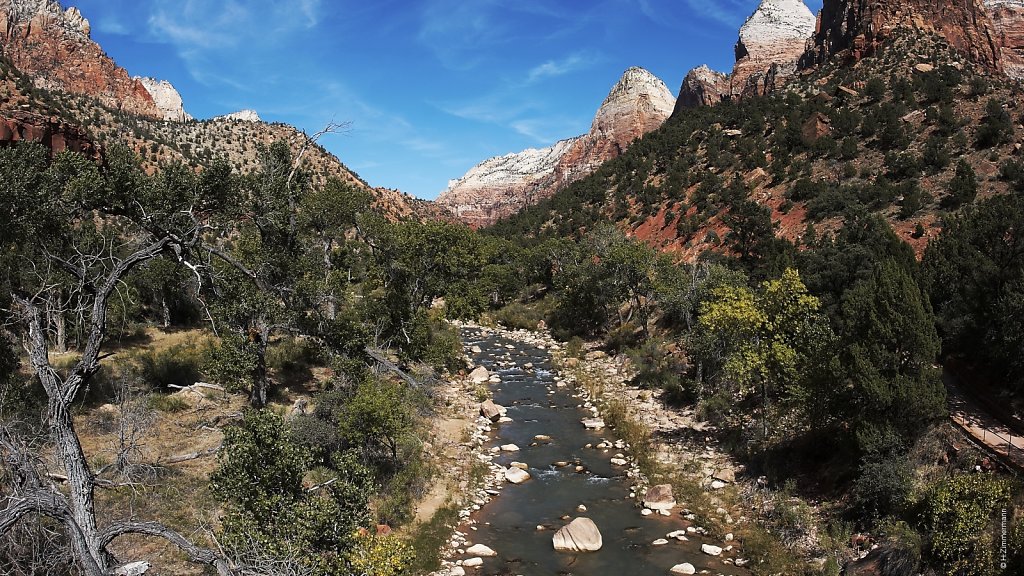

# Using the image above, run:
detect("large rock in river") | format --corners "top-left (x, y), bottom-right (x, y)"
top-left (479, 399), bottom-right (506, 422)
top-left (469, 366), bottom-right (490, 383)
top-left (505, 467), bottom-right (531, 484)
top-left (552, 517), bottom-right (603, 552)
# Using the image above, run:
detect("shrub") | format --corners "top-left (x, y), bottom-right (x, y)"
top-left (493, 301), bottom-right (546, 331)
top-left (921, 473), bottom-right (1013, 575)
top-left (266, 337), bottom-right (319, 375)
top-left (976, 98), bottom-right (1014, 149)
top-left (564, 336), bottom-right (585, 359)
top-left (147, 393), bottom-right (190, 413)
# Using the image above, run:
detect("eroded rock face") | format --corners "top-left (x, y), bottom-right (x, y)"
top-left (436, 137), bottom-right (579, 229)
top-left (0, 110), bottom-right (103, 162)
top-left (136, 77), bottom-right (192, 122)
top-left (986, 0), bottom-right (1024, 79)
top-left (437, 67), bottom-right (674, 228)
top-left (677, 0), bottom-right (815, 110)
top-left (676, 65), bottom-right (730, 110)
top-left (0, 0), bottom-right (163, 119)
top-left (733, 0), bottom-right (817, 97)
top-left (549, 67), bottom-right (675, 190)
top-left (802, 0), bottom-right (1002, 70)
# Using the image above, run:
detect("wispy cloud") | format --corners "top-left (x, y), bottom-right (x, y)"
top-left (511, 117), bottom-right (587, 145)
top-left (96, 16), bottom-right (129, 35)
top-left (527, 52), bottom-right (598, 83)
top-left (680, 0), bottom-right (750, 28)
top-left (417, 0), bottom-right (508, 70)
top-left (144, 0), bottom-right (324, 84)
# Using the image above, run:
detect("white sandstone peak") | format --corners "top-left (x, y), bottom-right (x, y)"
top-left (443, 137), bottom-right (580, 193)
top-left (599, 67), bottom-right (675, 112)
top-left (136, 77), bottom-right (192, 122)
top-left (738, 0), bottom-right (816, 46)
top-left (214, 109), bottom-right (262, 123)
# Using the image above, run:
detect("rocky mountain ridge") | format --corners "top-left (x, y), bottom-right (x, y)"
top-left (803, 0), bottom-right (1004, 72)
top-left (438, 67), bottom-right (674, 228)
top-left (0, 0), bottom-right (165, 119)
top-left (676, 0), bottom-right (816, 113)
top-left (0, 1), bottom-right (439, 221)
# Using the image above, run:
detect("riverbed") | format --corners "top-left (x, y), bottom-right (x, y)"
top-left (444, 325), bottom-right (747, 576)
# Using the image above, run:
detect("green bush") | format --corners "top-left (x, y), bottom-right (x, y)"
top-left (266, 336), bottom-right (319, 375)
top-left (493, 300), bottom-right (547, 331)
top-left (129, 342), bottom-right (205, 390)
top-left (147, 393), bottom-right (190, 413)
top-left (921, 474), bottom-right (1013, 575)
top-left (564, 336), bottom-right (585, 359)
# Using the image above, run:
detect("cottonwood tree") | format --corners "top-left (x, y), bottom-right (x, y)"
top-left (0, 145), bottom-right (234, 575)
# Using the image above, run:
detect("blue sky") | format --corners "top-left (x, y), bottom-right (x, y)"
top-left (66, 0), bottom-right (822, 199)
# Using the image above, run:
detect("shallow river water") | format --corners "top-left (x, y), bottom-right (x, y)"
top-left (458, 327), bottom-right (748, 576)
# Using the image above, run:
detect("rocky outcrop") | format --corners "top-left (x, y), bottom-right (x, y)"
top-left (676, 65), bottom-right (730, 109)
top-left (214, 109), bottom-right (262, 123)
top-left (677, 0), bottom-right (815, 111)
top-left (0, 110), bottom-right (102, 162)
top-left (438, 67), bottom-right (674, 228)
top-left (732, 0), bottom-right (817, 97)
top-left (548, 67), bottom-right (675, 189)
top-left (986, 0), bottom-right (1024, 79)
top-left (0, 0), bottom-right (163, 118)
top-left (136, 77), bottom-right (192, 122)
top-left (802, 0), bottom-right (1002, 71)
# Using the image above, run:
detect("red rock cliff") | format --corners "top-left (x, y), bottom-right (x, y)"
top-left (802, 0), bottom-right (1003, 70)
top-left (0, 0), bottom-right (162, 118)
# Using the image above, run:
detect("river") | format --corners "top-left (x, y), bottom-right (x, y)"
top-left (449, 325), bottom-right (748, 576)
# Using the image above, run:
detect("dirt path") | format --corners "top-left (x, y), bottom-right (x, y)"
top-left (944, 370), bottom-right (1024, 471)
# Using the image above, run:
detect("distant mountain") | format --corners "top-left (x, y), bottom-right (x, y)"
top-left (489, 0), bottom-right (1024, 263)
top-left (0, 0), bottom-right (441, 221)
top-left (438, 67), bottom-right (675, 228)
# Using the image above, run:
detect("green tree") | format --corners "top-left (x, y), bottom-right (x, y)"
top-left (698, 269), bottom-right (834, 442)
top-left (0, 144), bottom-right (235, 574)
top-left (943, 159), bottom-right (979, 209)
top-left (839, 260), bottom-right (944, 438)
top-left (975, 98), bottom-right (1014, 149)
top-left (923, 194), bottom-right (1024, 393)
top-left (337, 377), bottom-right (415, 467)
top-left (211, 410), bottom-right (372, 575)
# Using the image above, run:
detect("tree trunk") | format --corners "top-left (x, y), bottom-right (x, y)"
top-left (161, 296), bottom-right (171, 329)
top-left (323, 239), bottom-right (336, 321)
top-left (48, 293), bottom-right (68, 352)
top-left (48, 393), bottom-right (107, 571)
top-left (250, 324), bottom-right (270, 409)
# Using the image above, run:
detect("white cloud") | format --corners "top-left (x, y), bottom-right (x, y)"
top-left (96, 16), bottom-right (129, 35)
top-left (511, 117), bottom-right (585, 145)
top-left (680, 0), bottom-right (751, 28)
top-left (527, 52), bottom-right (598, 83)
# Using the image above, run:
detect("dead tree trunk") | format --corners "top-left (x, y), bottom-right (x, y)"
top-left (4, 237), bottom-right (235, 575)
